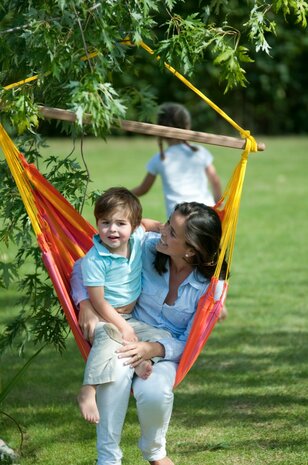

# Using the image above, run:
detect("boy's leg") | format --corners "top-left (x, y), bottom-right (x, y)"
top-left (133, 361), bottom-right (177, 463)
top-left (130, 319), bottom-right (172, 342)
top-left (83, 322), bottom-right (122, 385)
top-left (127, 319), bottom-right (172, 379)
top-left (130, 319), bottom-right (172, 363)
top-left (103, 320), bottom-right (153, 379)
top-left (134, 359), bottom-right (153, 380)
top-left (79, 322), bottom-right (122, 423)
top-left (78, 385), bottom-right (100, 424)
top-left (103, 322), bottom-right (124, 343)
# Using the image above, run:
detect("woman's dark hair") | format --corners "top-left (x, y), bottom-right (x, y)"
top-left (94, 187), bottom-right (142, 230)
top-left (154, 202), bottom-right (228, 280)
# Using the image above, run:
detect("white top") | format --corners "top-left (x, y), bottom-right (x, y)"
top-left (147, 143), bottom-right (215, 217)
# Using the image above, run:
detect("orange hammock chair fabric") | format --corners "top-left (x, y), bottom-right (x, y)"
top-left (0, 122), bottom-right (252, 386)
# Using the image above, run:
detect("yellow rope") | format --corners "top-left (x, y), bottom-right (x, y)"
top-left (138, 41), bottom-right (258, 152)
top-left (214, 140), bottom-right (250, 280)
top-left (4, 75), bottom-right (40, 91)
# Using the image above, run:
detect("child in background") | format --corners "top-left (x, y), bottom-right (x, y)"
top-left (73, 187), bottom-right (170, 424)
top-left (131, 102), bottom-right (223, 218)
top-left (131, 102), bottom-right (227, 320)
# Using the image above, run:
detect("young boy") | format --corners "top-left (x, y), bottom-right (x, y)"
top-left (73, 187), bottom-right (169, 424)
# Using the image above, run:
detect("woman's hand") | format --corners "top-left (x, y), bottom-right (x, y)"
top-left (116, 341), bottom-right (165, 368)
top-left (78, 299), bottom-right (101, 343)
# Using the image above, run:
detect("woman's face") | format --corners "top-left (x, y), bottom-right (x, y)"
top-left (156, 211), bottom-right (192, 259)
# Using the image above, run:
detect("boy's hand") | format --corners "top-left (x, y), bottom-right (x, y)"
top-left (79, 300), bottom-right (101, 343)
top-left (121, 324), bottom-right (138, 342)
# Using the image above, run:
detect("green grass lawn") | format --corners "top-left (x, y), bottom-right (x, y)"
top-left (1, 135), bottom-right (308, 465)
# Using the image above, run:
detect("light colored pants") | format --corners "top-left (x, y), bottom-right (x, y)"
top-left (83, 318), bottom-right (172, 385)
top-left (96, 356), bottom-right (177, 465)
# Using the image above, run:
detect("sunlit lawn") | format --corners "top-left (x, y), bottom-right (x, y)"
top-left (1, 135), bottom-right (307, 465)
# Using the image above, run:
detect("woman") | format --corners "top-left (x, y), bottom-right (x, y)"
top-left (72, 202), bottom-right (227, 465)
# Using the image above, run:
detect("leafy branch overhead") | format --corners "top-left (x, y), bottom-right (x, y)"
top-left (0, 0), bottom-right (307, 135)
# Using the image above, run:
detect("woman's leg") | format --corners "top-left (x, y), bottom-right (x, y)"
top-left (133, 361), bottom-right (177, 462)
top-left (95, 356), bottom-right (134, 465)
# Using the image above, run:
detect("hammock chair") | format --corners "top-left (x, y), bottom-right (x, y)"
top-left (0, 40), bottom-right (263, 387)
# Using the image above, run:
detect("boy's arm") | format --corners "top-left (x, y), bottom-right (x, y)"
top-left (141, 218), bottom-right (162, 233)
top-left (87, 286), bottom-right (138, 342)
top-left (131, 173), bottom-right (156, 197)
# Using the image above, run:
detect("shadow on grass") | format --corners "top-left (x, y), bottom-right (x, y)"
top-left (172, 435), bottom-right (307, 457)
top-left (174, 327), bottom-right (307, 410)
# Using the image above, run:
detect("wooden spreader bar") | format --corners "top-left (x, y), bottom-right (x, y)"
top-left (38, 105), bottom-right (265, 151)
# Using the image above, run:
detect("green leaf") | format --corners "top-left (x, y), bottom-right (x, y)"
top-left (0, 262), bottom-right (19, 288)
top-left (213, 49), bottom-right (234, 64)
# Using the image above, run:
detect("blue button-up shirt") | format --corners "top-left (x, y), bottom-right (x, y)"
top-left (132, 233), bottom-right (218, 361)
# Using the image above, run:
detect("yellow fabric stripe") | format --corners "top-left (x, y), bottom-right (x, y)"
top-left (0, 124), bottom-right (42, 236)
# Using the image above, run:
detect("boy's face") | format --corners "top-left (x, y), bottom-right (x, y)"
top-left (97, 207), bottom-right (133, 255)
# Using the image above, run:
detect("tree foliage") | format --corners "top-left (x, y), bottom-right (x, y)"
top-left (0, 0), bottom-right (307, 356)
top-left (0, 1), bottom-right (307, 135)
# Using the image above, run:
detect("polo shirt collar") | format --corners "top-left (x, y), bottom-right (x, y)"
top-left (93, 233), bottom-right (129, 259)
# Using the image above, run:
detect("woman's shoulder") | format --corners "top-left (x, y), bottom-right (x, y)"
top-left (142, 232), bottom-right (160, 255)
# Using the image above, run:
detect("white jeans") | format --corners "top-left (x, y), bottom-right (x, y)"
top-left (95, 356), bottom-right (177, 465)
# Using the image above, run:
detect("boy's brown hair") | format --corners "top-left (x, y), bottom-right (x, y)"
top-left (94, 187), bottom-right (142, 230)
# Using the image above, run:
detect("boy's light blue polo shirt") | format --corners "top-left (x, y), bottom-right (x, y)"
top-left (81, 226), bottom-right (145, 308)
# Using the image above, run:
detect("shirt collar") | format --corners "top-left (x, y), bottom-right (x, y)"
top-left (164, 260), bottom-right (207, 290)
top-left (186, 270), bottom-right (207, 290)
